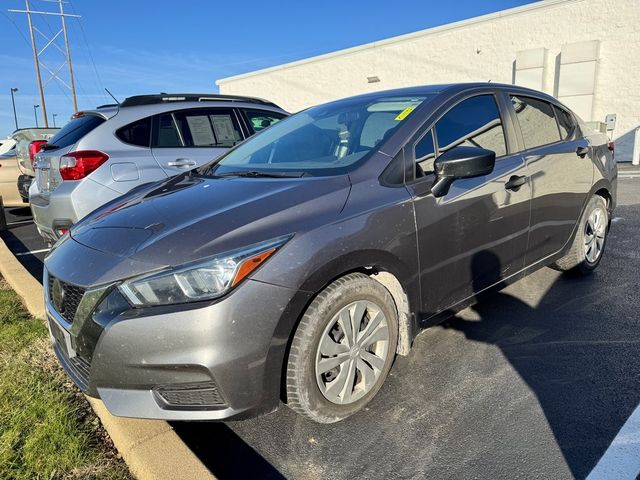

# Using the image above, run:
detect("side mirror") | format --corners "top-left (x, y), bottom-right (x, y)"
top-left (431, 146), bottom-right (496, 197)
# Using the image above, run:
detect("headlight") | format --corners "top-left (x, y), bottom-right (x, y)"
top-left (118, 235), bottom-right (291, 306)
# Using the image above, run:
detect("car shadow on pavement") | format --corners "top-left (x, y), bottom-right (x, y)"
top-left (442, 248), bottom-right (640, 479)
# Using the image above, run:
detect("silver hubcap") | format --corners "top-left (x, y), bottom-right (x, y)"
top-left (315, 300), bottom-right (389, 405)
top-left (584, 207), bottom-right (606, 264)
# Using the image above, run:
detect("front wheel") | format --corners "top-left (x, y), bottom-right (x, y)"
top-left (285, 273), bottom-right (398, 423)
top-left (550, 194), bottom-right (609, 275)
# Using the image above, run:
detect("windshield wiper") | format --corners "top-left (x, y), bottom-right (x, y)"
top-left (216, 170), bottom-right (307, 178)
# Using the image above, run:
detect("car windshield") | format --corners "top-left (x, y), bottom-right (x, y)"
top-left (200, 94), bottom-right (434, 177)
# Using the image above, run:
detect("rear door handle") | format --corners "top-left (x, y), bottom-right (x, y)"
top-left (576, 146), bottom-right (589, 157)
top-left (505, 175), bottom-right (527, 191)
top-left (167, 158), bottom-right (196, 168)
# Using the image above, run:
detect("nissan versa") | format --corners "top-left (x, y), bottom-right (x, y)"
top-left (44, 83), bottom-right (616, 423)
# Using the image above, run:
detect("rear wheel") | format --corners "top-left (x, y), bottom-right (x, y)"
top-left (285, 273), bottom-right (398, 423)
top-left (550, 195), bottom-right (609, 275)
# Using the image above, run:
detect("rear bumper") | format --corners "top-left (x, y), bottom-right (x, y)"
top-left (45, 266), bottom-right (310, 421)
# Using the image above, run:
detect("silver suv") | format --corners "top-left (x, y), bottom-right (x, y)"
top-left (30, 94), bottom-right (287, 243)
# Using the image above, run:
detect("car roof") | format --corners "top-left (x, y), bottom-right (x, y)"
top-left (330, 82), bottom-right (561, 106)
top-left (119, 93), bottom-right (281, 109)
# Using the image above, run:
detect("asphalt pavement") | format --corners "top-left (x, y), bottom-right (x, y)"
top-left (2, 168), bottom-right (639, 480)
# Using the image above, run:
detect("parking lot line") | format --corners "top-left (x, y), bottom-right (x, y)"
top-left (14, 248), bottom-right (50, 257)
top-left (585, 402), bottom-right (640, 480)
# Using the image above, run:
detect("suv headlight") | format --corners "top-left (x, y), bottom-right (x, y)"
top-left (118, 235), bottom-right (291, 306)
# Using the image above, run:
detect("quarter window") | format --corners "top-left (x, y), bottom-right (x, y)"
top-left (435, 95), bottom-right (507, 158)
top-left (511, 96), bottom-right (561, 149)
top-left (414, 130), bottom-right (436, 175)
top-left (116, 117), bottom-right (151, 147)
top-left (243, 109), bottom-right (286, 134)
top-left (554, 106), bottom-right (575, 140)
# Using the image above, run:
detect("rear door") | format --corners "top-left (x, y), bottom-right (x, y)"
top-left (408, 92), bottom-right (531, 315)
top-left (151, 107), bottom-right (246, 176)
top-left (508, 95), bottom-right (593, 265)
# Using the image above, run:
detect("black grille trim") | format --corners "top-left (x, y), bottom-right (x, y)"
top-left (154, 381), bottom-right (225, 410)
top-left (53, 344), bottom-right (91, 391)
top-left (48, 275), bottom-right (86, 324)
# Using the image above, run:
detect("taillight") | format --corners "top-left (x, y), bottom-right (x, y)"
top-left (29, 140), bottom-right (47, 166)
top-left (59, 150), bottom-right (109, 180)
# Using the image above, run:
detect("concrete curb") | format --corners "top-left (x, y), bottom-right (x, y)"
top-left (0, 236), bottom-right (214, 480)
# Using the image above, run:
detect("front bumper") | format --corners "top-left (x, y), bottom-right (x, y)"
top-left (45, 269), bottom-right (309, 421)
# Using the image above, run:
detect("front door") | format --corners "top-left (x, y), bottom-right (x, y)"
top-left (407, 93), bottom-right (531, 316)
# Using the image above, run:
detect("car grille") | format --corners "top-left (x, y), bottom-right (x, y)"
top-left (48, 275), bottom-right (86, 324)
top-left (154, 381), bottom-right (225, 409)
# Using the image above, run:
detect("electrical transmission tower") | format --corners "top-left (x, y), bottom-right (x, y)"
top-left (8, 0), bottom-right (80, 127)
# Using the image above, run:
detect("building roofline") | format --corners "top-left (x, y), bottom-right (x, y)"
top-left (216, 0), bottom-right (582, 85)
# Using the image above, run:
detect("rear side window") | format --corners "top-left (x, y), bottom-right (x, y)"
top-left (173, 109), bottom-right (243, 148)
top-left (116, 117), bottom-right (151, 147)
top-left (511, 96), bottom-right (561, 149)
top-left (435, 95), bottom-right (507, 158)
top-left (153, 114), bottom-right (182, 147)
top-left (48, 115), bottom-right (105, 149)
top-left (554, 106), bottom-right (576, 140)
top-left (243, 109), bottom-right (286, 134)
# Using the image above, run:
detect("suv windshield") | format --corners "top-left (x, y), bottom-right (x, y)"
top-left (202, 94), bottom-right (434, 177)
top-left (48, 114), bottom-right (105, 149)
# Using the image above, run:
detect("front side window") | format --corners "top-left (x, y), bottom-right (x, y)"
top-left (243, 109), bottom-right (286, 133)
top-left (173, 108), bottom-right (243, 148)
top-left (435, 95), bottom-right (507, 158)
top-left (511, 96), bottom-right (561, 149)
top-left (202, 94), bottom-right (435, 177)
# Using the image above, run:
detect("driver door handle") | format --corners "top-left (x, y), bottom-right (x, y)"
top-left (505, 175), bottom-right (527, 191)
top-left (167, 158), bottom-right (196, 168)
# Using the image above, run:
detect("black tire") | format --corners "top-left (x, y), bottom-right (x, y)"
top-left (285, 273), bottom-right (398, 423)
top-left (550, 195), bottom-right (609, 275)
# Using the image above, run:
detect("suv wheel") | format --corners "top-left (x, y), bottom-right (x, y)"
top-left (286, 273), bottom-right (398, 423)
top-left (551, 194), bottom-right (609, 275)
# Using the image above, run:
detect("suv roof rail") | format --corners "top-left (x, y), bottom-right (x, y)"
top-left (119, 93), bottom-right (280, 109)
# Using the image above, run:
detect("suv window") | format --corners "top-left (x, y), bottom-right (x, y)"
top-left (414, 130), bottom-right (436, 175)
top-left (435, 95), bottom-right (507, 158)
top-left (48, 114), bottom-right (105, 149)
top-left (173, 108), bottom-right (243, 148)
top-left (243, 109), bottom-right (286, 134)
top-left (153, 113), bottom-right (182, 147)
top-left (116, 117), bottom-right (151, 147)
top-left (511, 96), bottom-right (561, 149)
top-left (554, 105), bottom-right (575, 140)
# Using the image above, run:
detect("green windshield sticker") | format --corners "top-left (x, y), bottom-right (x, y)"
top-left (395, 106), bottom-right (415, 121)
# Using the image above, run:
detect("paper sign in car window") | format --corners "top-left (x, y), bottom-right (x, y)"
top-left (395, 106), bottom-right (416, 121)
top-left (186, 116), bottom-right (216, 146)
top-left (210, 115), bottom-right (238, 143)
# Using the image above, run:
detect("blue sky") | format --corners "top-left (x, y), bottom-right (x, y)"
top-left (0, 0), bottom-right (535, 136)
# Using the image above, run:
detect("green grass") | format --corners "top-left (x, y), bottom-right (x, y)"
top-left (0, 278), bottom-right (131, 480)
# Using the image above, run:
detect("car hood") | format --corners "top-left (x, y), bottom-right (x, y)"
top-left (63, 172), bottom-right (351, 282)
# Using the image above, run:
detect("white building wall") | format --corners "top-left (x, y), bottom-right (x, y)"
top-left (217, 0), bottom-right (640, 162)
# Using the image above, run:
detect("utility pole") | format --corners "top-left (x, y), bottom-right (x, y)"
top-left (25, 0), bottom-right (47, 127)
top-left (10, 88), bottom-right (18, 130)
top-left (8, 0), bottom-right (81, 127)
